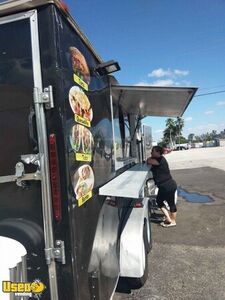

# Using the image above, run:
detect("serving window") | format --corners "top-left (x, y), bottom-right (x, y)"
top-left (112, 103), bottom-right (132, 170)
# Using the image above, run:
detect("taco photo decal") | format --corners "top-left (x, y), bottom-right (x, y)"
top-left (73, 165), bottom-right (94, 206)
top-left (69, 86), bottom-right (93, 127)
top-left (70, 124), bottom-right (94, 161)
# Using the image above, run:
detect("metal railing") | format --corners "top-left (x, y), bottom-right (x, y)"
top-left (9, 255), bottom-right (28, 300)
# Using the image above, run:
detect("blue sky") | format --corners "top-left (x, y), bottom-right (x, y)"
top-left (66, 0), bottom-right (225, 141)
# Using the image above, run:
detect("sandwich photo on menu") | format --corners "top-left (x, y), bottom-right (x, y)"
top-left (69, 47), bottom-right (90, 85)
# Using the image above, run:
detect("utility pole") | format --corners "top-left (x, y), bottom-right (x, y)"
top-left (179, 123), bottom-right (181, 150)
top-left (170, 129), bottom-right (172, 149)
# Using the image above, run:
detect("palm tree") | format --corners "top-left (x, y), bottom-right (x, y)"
top-left (175, 117), bottom-right (184, 145)
top-left (162, 117), bottom-right (185, 148)
top-left (163, 118), bottom-right (176, 147)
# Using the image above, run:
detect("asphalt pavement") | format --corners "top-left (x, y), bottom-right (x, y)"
top-left (114, 146), bottom-right (225, 300)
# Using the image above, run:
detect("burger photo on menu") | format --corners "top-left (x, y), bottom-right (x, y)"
top-left (69, 47), bottom-right (90, 85)
top-left (73, 165), bottom-right (94, 200)
top-left (69, 86), bottom-right (93, 122)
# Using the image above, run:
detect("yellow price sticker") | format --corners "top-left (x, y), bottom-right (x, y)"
top-left (75, 153), bottom-right (92, 162)
top-left (73, 73), bottom-right (88, 91)
top-left (74, 114), bottom-right (91, 127)
top-left (78, 190), bottom-right (92, 207)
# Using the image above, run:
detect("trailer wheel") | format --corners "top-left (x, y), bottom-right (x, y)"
top-left (128, 223), bottom-right (148, 289)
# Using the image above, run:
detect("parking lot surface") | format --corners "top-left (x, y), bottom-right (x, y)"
top-left (114, 145), bottom-right (225, 300)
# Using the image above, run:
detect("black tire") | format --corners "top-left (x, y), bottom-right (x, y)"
top-left (127, 223), bottom-right (149, 289)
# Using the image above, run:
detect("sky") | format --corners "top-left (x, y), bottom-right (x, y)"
top-left (65, 0), bottom-right (225, 142)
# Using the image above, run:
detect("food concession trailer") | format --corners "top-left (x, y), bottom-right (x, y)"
top-left (0, 0), bottom-right (197, 299)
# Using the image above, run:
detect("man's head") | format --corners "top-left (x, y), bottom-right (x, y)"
top-left (151, 146), bottom-right (163, 158)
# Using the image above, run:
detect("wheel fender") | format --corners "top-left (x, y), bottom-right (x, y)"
top-left (0, 218), bottom-right (44, 251)
top-left (119, 198), bottom-right (149, 278)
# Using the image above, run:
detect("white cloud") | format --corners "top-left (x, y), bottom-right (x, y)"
top-left (185, 117), bottom-right (193, 122)
top-left (216, 101), bottom-right (225, 106)
top-left (136, 67), bottom-right (190, 87)
top-left (204, 110), bottom-right (214, 115)
top-left (148, 68), bottom-right (172, 78)
top-left (134, 81), bottom-right (150, 86)
top-left (150, 79), bottom-right (175, 86)
top-left (134, 79), bottom-right (176, 87)
top-left (148, 68), bottom-right (189, 78)
top-left (174, 69), bottom-right (189, 76)
top-left (155, 129), bottom-right (164, 133)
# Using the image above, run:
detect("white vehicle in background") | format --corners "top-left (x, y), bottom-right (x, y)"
top-left (174, 143), bottom-right (190, 150)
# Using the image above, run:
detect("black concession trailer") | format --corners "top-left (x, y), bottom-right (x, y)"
top-left (0, 0), bottom-right (197, 299)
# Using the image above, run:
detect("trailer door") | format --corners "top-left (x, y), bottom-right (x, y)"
top-left (0, 10), bottom-right (58, 300)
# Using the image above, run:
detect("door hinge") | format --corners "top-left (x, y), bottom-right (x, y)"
top-left (0, 155), bottom-right (41, 186)
top-left (15, 162), bottom-right (41, 187)
top-left (45, 240), bottom-right (66, 265)
top-left (21, 154), bottom-right (40, 167)
top-left (34, 85), bottom-right (54, 109)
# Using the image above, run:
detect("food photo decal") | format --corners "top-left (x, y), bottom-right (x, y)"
top-left (72, 165), bottom-right (94, 207)
top-left (69, 47), bottom-right (90, 91)
top-left (70, 124), bottom-right (94, 162)
top-left (69, 86), bottom-right (93, 127)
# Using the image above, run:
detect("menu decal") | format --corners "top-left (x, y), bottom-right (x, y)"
top-left (70, 124), bottom-right (93, 162)
top-left (69, 86), bottom-right (93, 127)
top-left (68, 48), bottom-right (94, 207)
top-left (69, 47), bottom-right (90, 90)
top-left (72, 165), bottom-right (94, 207)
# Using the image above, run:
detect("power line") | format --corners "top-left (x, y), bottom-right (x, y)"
top-left (194, 90), bottom-right (225, 98)
top-left (198, 83), bottom-right (225, 92)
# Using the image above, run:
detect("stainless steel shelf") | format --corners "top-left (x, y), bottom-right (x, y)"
top-left (99, 163), bottom-right (153, 198)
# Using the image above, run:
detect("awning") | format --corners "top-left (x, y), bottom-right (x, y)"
top-left (111, 85), bottom-right (197, 118)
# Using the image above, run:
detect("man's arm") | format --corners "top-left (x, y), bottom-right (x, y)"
top-left (147, 157), bottom-right (160, 166)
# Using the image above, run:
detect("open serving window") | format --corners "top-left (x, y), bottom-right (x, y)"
top-left (100, 84), bottom-right (197, 198)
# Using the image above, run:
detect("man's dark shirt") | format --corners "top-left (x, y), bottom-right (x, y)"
top-left (151, 156), bottom-right (172, 186)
